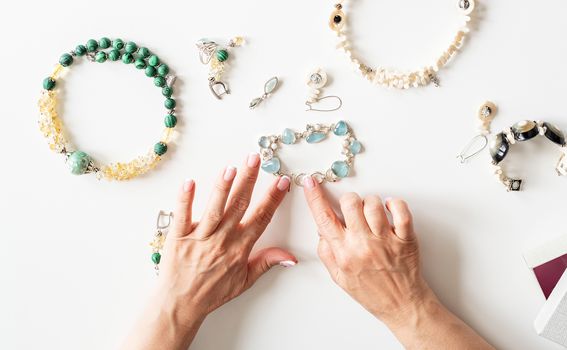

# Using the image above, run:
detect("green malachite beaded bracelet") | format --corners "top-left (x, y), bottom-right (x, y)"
top-left (38, 37), bottom-right (179, 181)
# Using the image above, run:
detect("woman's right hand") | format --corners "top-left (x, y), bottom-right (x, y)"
top-left (302, 176), bottom-right (495, 350)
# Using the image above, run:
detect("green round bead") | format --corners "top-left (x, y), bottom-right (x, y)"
top-left (148, 55), bottom-right (160, 67)
top-left (154, 76), bottom-right (166, 87)
top-left (164, 114), bottom-right (177, 128)
top-left (75, 45), bottom-right (87, 56)
top-left (122, 53), bottom-right (134, 64)
top-left (67, 151), bottom-right (91, 175)
top-left (108, 49), bottom-right (121, 61)
top-left (138, 47), bottom-right (150, 58)
top-left (151, 252), bottom-right (161, 264)
top-left (164, 98), bottom-right (176, 110)
top-left (162, 86), bottom-right (173, 97)
top-left (154, 142), bottom-right (168, 156)
top-left (145, 66), bottom-right (157, 77)
top-left (95, 51), bottom-right (107, 63)
top-left (113, 38), bottom-right (124, 50)
top-left (157, 64), bottom-right (169, 76)
top-left (99, 37), bottom-right (111, 49)
top-left (216, 49), bottom-right (229, 62)
top-left (134, 58), bottom-right (147, 69)
top-left (125, 41), bottom-right (137, 54)
top-left (59, 53), bottom-right (73, 67)
top-left (86, 39), bottom-right (98, 52)
top-left (43, 77), bottom-right (56, 90)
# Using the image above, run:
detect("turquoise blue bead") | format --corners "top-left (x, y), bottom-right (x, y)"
top-left (95, 51), bottom-right (107, 63)
top-left (162, 86), bottom-right (173, 97)
top-left (164, 98), bottom-right (176, 109)
top-left (258, 136), bottom-right (271, 148)
top-left (331, 161), bottom-right (350, 178)
top-left (151, 252), bottom-right (161, 264)
top-left (86, 39), bottom-right (98, 52)
top-left (59, 53), bottom-right (73, 67)
top-left (122, 53), bottom-right (134, 64)
top-left (67, 151), bottom-right (91, 175)
top-left (43, 77), bottom-right (56, 90)
top-left (261, 157), bottom-right (281, 174)
top-left (154, 76), bottom-right (166, 87)
top-left (216, 49), bottom-right (229, 62)
top-left (125, 41), bottom-right (137, 54)
top-left (154, 142), bottom-right (168, 156)
top-left (306, 132), bottom-right (327, 143)
top-left (138, 47), bottom-right (151, 58)
top-left (99, 37), bottom-right (111, 49)
top-left (148, 55), bottom-right (160, 67)
top-left (164, 114), bottom-right (177, 128)
top-left (157, 64), bottom-right (169, 76)
top-left (333, 121), bottom-right (349, 136)
top-left (145, 66), bottom-right (157, 77)
top-left (281, 128), bottom-right (296, 145)
top-left (134, 58), bottom-right (146, 69)
top-left (108, 49), bottom-right (121, 61)
top-left (113, 38), bottom-right (124, 50)
top-left (349, 140), bottom-right (362, 155)
top-left (75, 45), bottom-right (87, 56)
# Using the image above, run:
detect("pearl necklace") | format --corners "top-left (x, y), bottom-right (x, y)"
top-left (329, 0), bottom-right (475, 89)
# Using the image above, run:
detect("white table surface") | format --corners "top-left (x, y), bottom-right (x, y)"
top-left (2, 0), bottom-right (566, 349)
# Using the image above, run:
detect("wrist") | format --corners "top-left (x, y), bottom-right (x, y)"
top-left (154, 285), bottom-right (208, 327)
top-left (379, 286), bottom-right (441, 332)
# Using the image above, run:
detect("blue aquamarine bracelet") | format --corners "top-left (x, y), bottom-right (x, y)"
top-left (258, 121), bottom-right (363, 187)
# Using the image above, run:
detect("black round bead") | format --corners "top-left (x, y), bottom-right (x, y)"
top-left (334, 15), bottom-right (342, 24)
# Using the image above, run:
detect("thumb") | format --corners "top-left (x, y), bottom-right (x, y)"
top-left (245, 247), bottom-right (297, 289)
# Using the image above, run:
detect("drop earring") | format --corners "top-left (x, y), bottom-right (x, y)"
top-left (305, 68), bottom-right (342, 112)
top-left (149, 210), bottom-right (173, 275)
top-left (249, 77), bottom-right (280, 109)
top-left (196, 37), bottom-right (245, 100)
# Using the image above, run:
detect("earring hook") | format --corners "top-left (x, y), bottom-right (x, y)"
top-left (305, 95), bottom-right (343, 112)
top-left (156, 210), bottom-right (173, 230)
top-left (457, 134), bottom-right (488, 164)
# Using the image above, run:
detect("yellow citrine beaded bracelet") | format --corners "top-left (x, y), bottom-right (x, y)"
top-left (38, 37), bottom-right (178, 181)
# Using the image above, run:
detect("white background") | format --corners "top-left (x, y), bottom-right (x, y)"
top-left (1, 0), bottom-right (566, 349)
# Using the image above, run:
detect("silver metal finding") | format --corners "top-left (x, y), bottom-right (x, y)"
top-left (457, 134), bottom-right (488, 164)
top-left (209, 79), bottom-right (230, 100)
top-left (156, 210), bottom-right (173, 230)
top-left (196, 40), bottom-right (218, 65)
top-left (305, 95), bottom-right (343, 112)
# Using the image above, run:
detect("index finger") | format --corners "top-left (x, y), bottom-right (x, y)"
top-left (302, 176), bottom-right (344, 239)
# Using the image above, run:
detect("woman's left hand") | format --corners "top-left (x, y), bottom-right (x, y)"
top-left (123, 153), bottom-right (296, 350)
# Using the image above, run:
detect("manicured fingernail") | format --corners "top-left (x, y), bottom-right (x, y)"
top-left (224, 166), bottom-right (237, 181)
top-left (247, 153), bottom-right (260, 168)
top-left (183, 179), bottom-right (195, 192)
top-left (303, 176), bottom-right (315, 189)
top-left (279, 260), bottom-right (296, 268)
top-left (277, 176), bottom-right (291, 192)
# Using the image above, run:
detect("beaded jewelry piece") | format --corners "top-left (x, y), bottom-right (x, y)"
top-left (458, 102), bottom-right (567, 191)
top-left (258, 121), bottom-right (363, 186)
top-left (38, 38), bottom-right (179, 181)
top-left (149, 211), bottom-right (173, 275)
top-left (196, 37), bottom-right (245, 100)
top-left (330, 0), bottom-right (475, 89)
top-left (305, 68), bottom-right (342, 112)
top-left (250, 77), bottom-right (280, 109)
